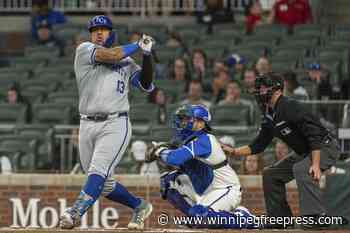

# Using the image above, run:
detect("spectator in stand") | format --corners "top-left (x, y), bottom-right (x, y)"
top-left (31, 0), bottom-right (66, 41)
top-left (275, 140), bottom-right (290, 161)
top-left (227, 53), bottom-right (248, 81)
top-left (218, 80), bottom-right (253, 108)
top-left (34, 20), bottom-right (66, 56)
top-left (268, 0), bottom-right (312, 28)
top-left (245, 0), bottom-right (263, 33)
top-left (180, 80), bottom-right (211, 109)
top-left (307, 62), bottom-right (333, 100)
top-left (243, 68), bottom-right (257, 94)
top-left (191, 48), bottom-right (208, 81)
top-left (283, 70), bottom-right (309, 100)
top-left (169, 57), bottom-right (192, 86)
top-left (149, 88), bottom-right (168, 125)
top-left (240, 153), bottom-right (265, 175)
top-left (213, 59), bottom-right (228, 76)
top-left (211, 69), bottom-right (231, 103)
top-left (6, 83), bottom-right (25, 105)
top-left (255, 57), bottom-right (272, 75)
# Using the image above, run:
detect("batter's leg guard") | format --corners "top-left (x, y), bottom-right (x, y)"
top-left (72, 174), bottom-right (105, 216)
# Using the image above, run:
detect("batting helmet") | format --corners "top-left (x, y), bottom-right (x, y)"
top-left (88, 15), bottom-right (113, 32)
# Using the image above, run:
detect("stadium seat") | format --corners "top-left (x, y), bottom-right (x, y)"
top-left (202, 47), bottom-right (226, 60)
top-left (0, 148), bottom-right (22, 172)
top-left (272, 47), bottom-right (306, 59)
top-left (199, 38), bottom-right (230, 51)
top-left (269, 57), bottom-right (298, 72)
top-left (20, 80), bottom-right (59, 97)
top-left (24, 46), bottom-right (60, 59)
top-left (155, 47), bottom-right (183, 64)
top-left (150, 125), bottom-right (173, 142)
top-left (129, 103), bottom-right (156, 134)
top-left (293, 24), bottom-right (327, 37)
top-left (253, 24), bottom-right (287, 37)
top-left (232, 44), bottom-right (269, 57)
top-left (32, 103), bottom-right (73, 125)
top-left (14, 124), bottom-right (55, 170)
top-left (20, 90), bottom-right (44, 104)
top-left (0, 135), bottom-right (38, 171)
top-left (0, 104), bottom-right (27, 124)
top-left (316, 49), bottom-right (349, 77)
top-left (177, 29), bottom-right (200, 44)
top-left (10, 57), bottom-right (47, 70)
top-left (34, 64), bottom-right (74, 76)
top-left (130, 90), bottom-right (149, 104)
top-left (132, 24), bottom-right (168, 43)
top-left (173, 24), bottom-right (206, 34)
top-left (238, 36), bottom-right (279, 47)
top-left (211, 105), bottom-right (251, 127)
top-left (55, 25), bottom-right (82, 42)
top-left (227, 48), bottom-right (259, 63)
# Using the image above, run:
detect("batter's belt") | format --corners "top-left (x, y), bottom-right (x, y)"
top-left (80, 111), bottom-right (128, 122)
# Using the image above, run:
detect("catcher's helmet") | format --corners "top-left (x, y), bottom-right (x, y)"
top-left (173, 104), bottom-right (212, 135)
top-left (88, 15), bottom-right (113, 32)
top-left (254, 72), bottom-right (284, 111)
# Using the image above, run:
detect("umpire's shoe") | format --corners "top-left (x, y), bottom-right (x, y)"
top-left (59, 207), bottom-right (81, 229)
top-left (128, 200), bottom-right (153, 230)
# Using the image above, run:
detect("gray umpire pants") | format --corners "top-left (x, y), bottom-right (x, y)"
top-left (263, 137), bottom-right (340, 216)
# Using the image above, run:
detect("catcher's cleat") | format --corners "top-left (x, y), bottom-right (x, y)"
top-left (127, 200), bottom-right (153, 230)
top-left (59, 207), bottom-right (81, 229)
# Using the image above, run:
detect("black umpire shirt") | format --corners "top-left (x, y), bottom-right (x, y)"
top-left (249, 95), bottom-right (330, 156)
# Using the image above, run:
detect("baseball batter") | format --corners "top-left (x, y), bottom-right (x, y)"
top-left (148, 105), bottom-right (259, 229)
top-left (59, 15), bottom-right (155, 230)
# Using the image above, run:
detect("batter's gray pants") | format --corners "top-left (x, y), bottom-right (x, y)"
top-left (78, 115), bottom-right (131, 178)
top-left (262, 137), bottom-right (340, 216)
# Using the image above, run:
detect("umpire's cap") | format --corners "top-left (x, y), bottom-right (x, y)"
top-left (88, 15), bottom-right (113, 32)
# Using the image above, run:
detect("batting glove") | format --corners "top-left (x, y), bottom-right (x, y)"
top-left (138, 34), bottom-right (155, 55)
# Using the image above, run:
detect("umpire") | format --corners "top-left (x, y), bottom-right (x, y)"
top-left (221, 72), bottom-right (340, 229)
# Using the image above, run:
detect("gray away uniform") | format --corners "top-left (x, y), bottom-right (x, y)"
top-left (74, 41), bottom-right (153, 179)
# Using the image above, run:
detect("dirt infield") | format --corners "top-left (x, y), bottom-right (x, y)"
top-left (1, 228), bottom-right (350, 233)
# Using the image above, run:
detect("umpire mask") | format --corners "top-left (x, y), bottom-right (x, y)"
top-left (254, 73), bottom-right (284, 112)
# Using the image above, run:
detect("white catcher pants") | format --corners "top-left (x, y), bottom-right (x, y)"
top-left (171, 174), bottom-right (242, 212)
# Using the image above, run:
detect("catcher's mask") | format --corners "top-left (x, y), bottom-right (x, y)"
top-left (172, 104), bottom-right (212, 140)
top-left (254, 72), bottom-right (284, 112)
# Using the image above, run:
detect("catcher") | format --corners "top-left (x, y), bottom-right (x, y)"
top-left (147, 104), bottom-right (259, 229)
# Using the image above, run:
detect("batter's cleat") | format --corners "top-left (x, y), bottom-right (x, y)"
top-left (127, 200), bottom-right (153, 230)
top-left (59, 207), bottom-right (81, 229)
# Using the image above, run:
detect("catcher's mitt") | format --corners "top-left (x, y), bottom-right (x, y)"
top-left (145, 141), bottom-right (176, 163)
